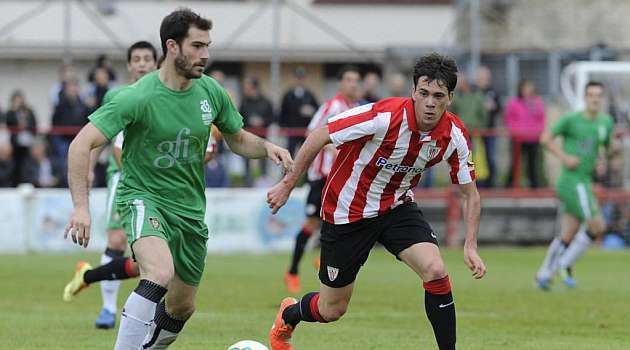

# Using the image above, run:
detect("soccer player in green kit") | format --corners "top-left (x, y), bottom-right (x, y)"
top-left (64, 8), bottom-right (293, 349)
top-left (536, 81), bottom-right (615, 290)
top-left (62, 41), bottom-right (158, 330)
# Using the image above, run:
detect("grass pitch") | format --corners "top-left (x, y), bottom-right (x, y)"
top-left (1, 248), bottom-right (628, 349)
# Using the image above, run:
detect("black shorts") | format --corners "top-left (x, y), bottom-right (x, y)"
top-left (319, 202), bottom-right (438, 288)
top-left (305, 178), bottom-right (326, 218)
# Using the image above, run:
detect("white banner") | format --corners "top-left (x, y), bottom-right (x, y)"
top-left (205, 188), bottom-right (307, 253)
top-left (0, 186), bottom-right (308, 253)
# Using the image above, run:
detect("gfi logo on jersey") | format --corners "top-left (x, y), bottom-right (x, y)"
top-left (375, 157), bottom-right (422, 174)
top-left (154, 128), bottom-right (201, 168)
top-left (200, 100), bottom-right (213, 125)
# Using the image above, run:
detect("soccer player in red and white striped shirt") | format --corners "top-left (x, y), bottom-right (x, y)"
top-left (267, 53), bottom-right (486, 350)
top-left (284, 65), bottom-right (361, 294)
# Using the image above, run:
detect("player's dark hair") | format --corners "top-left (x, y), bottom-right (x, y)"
top-left (412, 53), bottom-right (458, 93)
top-left (160, 8), bottom-right (212, 56)
top-left (127, 41), bottom-right (157, 63)
top-left (337, 65), bottom-right (361, 81)
top-left (585, 81), bottom-right (605, 93)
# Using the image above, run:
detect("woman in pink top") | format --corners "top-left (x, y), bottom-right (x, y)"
top-left (504, 79), bottom-right (545, 188)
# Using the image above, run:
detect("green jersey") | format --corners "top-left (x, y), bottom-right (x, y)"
top-left (89, 71), bottom-right (243, 219)
top-left (102, 86), bottom-right (125, 180)
top-left (551, 111), bottom-right (614, 180)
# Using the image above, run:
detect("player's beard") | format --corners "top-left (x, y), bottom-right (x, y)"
top-left (174, 53), bottom-right (206, 79)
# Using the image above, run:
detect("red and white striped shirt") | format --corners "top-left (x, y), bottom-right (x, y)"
top-left (321, 97), bottom-right (475, 224)
top-left (307, 93), bottom-right (357, 181)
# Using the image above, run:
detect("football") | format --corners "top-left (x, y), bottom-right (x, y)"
top-left (227, 340), bottom-right (269, 350)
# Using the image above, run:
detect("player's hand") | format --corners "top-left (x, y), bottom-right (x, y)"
top-left (464, 246), bottom-right (486, 279)
top-left (563, 155), bottom-right (580, 170)
top-left (265, 142), bottom-right (294, 174)
top-left (267, 177), bottom-right (293, 214)
top-left (64, 206), bottom-right (91, 248)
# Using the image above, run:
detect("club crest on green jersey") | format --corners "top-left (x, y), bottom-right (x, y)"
top-left (200, 99), bottom-right (213, 125)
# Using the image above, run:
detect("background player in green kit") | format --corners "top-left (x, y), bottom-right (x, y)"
top-left (62, 40), bottom-right (158, 330)
top-left (64, 8), bottom-right (293, 349)
top-left (536, 81), bottom-right (615, 290)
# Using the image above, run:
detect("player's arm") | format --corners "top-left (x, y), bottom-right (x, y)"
top-left (267, 126), bottom-right (331, 214)
top-left (65, 123), bottom-right (109, 248)
top-left (222, 129), bottom-right (293, 172)
top-left (458, 181), bottom-right (486, 279)
top-left (541, 119), bottom-right (580, 169)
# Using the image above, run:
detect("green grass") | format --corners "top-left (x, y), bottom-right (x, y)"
top-left (1, 248), bottom-right (629, 349)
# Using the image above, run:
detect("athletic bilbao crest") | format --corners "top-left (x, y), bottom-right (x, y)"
top-left (427, 146), bottom-right (441, 160)
top-left (149, 217), bottom-right (160, 230)
top-left (327, 266), bottom-right (339, 282)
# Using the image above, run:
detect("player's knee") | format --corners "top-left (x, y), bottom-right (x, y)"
top-left (146, 266), bottom-right (174, 286)
top-left (107, 231), bottom-right (127, 251)
top-left (167, 300), bottom-right (195, 320)
top-left (319, 300), bottom-right (348, 322)
top-left (421, 259), bottom-right (447, 282)
top-left (587, 219), bottom-right (606, 236)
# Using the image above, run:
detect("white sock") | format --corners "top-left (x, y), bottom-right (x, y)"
top-left (558, 230), bottom-right (593, 270)
top-left (100, 253), bottom-right (121, 314)
top-left (142, 301), bottom-right (186, 349)
top-left (537, 237), bottom-right (566, 280)
top-left (115, 280), bottom-right (167, 350)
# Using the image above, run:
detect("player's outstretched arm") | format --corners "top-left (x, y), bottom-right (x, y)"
top-left (459, 181), bottom-right (486, 279)
top-left (540, 130), bottom-right (579, 169)
top-left (64, 123), bottom-right (109, 248)
top-left (223, 129), bottom-right (293, 173)
top-left (267, 126), bottom-right (331, 214)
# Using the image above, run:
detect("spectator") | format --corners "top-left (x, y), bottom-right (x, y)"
top-left (362, 71), bottom-right (381, 103)
top-left (387, 72), bottom-right (409, 97)
top-left (4, 90), bottom-right (37, 186)
top-left (87, 54), bottom-right (117, 83)
top-left (505, 79), bottom-right (546, 188)
top-left (20, 137), bottom-right (58, 188)
top-left (0, 128), bottom-right (13, 187)
top-left (450, 73), bottom-right (490, 185)
top-left (475, 66), bottom-right (502, 188)
top-left (85, 67), bottom-right (112, 112)
top-left (49, 63), bottom-right (76, 109)
top-left (279, 66), bottom-right (319, 156)
top-left (50, 77), bottom-right (90, 187)
top-left (239, 76), bottom-right (275, 185)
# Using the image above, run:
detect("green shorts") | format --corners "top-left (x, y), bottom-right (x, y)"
top-left (105, 171), bottom-right (123, 231)
top-left (556, 175), bottom-right (600, 221)
top-left (119, 198), bottom-right (209, 286)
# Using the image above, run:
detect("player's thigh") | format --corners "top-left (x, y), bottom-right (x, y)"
top-left (399, 243), bottom-right (446, 282)
top-left (559, 213), bottom-right (581, 242)
top-left (378, 202), bottom-right (439, 263)
top-left (120, 199), bottom-right (173, 282)
top-left (165, 273), bottom-right (198, 318)
top-left (318, 217), bottom-right (381, 288)
top-left (166, 213), bottom-right (209, 287)
top-left (132, 236), bottom-right (174, 284)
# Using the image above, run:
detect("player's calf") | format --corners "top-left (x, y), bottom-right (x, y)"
top-left (423, 276), bottom-right (456, 350)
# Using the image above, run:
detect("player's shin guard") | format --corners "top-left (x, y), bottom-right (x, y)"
top-left (115, 279), bottom-right (167, 350)
top-left (288, 226), bottom-right (314, 275)
top-left (537, 237), bottom-right (568, 280)
top-left (282, 292), bottom-right (328, 328)
top-left (141, 300), bottom-right (187, 349)
top-left (558, 229), bottom-right (595, 269)
top-left (423, 276), bottom-right (456, 350)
